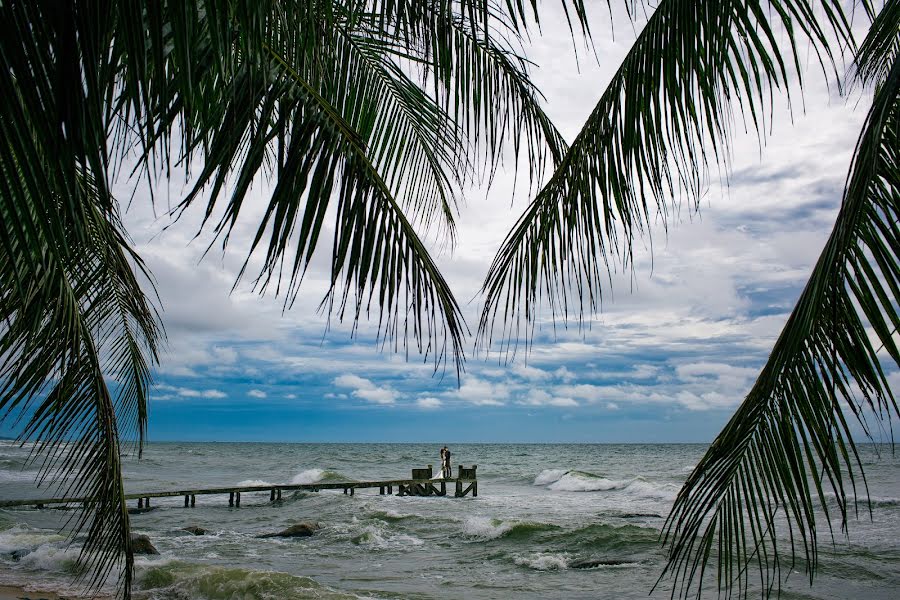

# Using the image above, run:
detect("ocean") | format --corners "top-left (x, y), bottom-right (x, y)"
top-left (0, 442), bottom-right (897, 599)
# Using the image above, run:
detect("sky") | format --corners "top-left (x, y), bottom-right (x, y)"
top-left (10, 6), bottom-right (893, 444)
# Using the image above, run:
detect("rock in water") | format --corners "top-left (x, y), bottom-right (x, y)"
top-left (9, 549), bottom-right (30, 561)
top-left (257, 522), bottom-right (320, 538)
top-left (130, 533), bottom-right (159, 555)
top-left (181, 525), bottom-right (207, 536)
top-left (128, 506), bottom-right (157, 515)
top-left (570, 558), bottom-right (632, 569)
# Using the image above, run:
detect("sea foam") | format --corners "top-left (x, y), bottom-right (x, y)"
top-left (290, 469), bottom-right (326, 484)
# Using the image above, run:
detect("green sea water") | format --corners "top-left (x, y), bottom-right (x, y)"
top-left (0, 442), bottom-right (897, 599)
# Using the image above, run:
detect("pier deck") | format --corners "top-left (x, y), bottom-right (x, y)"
top-left (0, 465), bottom-right (478, 509)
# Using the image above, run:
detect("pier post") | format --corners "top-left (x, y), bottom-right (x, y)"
top-left (440, 481), bottom-right (446, 496)
top-left (276, 489), bottom-right (282, 501)
top-left (473, 482), bottom-right (478, 497)
top-left (184, 495), bottom-right (189, 507)
top-left (388, 485), bottom-right (392, 494)
top-left (191, 495), bottom-right (196, 507)
top-left (138, 498), bottom-right (144, 509)
top-left (229, 492), bottom-right (234, 507)
top-left (350, 487), bottom-right (355, 496)
top-left (455, 480), bottom-right (462, 497)
top-left (270, 489), bottom-right (276, 502)
top-left (235, 492), bottom-right (241, 507)
top-left (343, 488), bottom-right (347, 495)
top-left (145, 497), bottom-right (150, 508)
top-left (379, 486), bottom-right (384, 495)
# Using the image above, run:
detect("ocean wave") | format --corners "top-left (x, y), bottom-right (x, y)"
top-left (137, 562), bottom-right (361, 599)
top-left (513, 552), bottom-right (570, 571)
top-left (533, 469), bottom-right (678, 500)
top-left (236, 479), bottom-right (274, 487)
top-left (289, 469), bottom-right (352, 485)
top-left (350, 524), bottom-right (424, 550)
top-left (366, 509), bottom-right (417, 523)
top-left (533, 469), bottom-right (568, 486)
top-left (461, 516), bottom-right (558, 541)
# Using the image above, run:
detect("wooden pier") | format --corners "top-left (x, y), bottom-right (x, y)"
top-left (0, 465), bottom-right (478, 510)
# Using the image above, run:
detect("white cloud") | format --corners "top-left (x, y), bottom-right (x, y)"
top-left (518, 389), bottom-right (578, 407)
top-left (157, 384), bottom-right (227, 399)
top-left (416, 397), bottom-right (442, 409)
top-left (512, 364), bottom-right (551, 381)
top-left (333, 374), bottom-right (397, 405)
top-left (248, 389), bottom-right (267, 398)
top-left (449, 377), bottom-right (509, 406)
top-left (554, 366), bottom-right (576, 382)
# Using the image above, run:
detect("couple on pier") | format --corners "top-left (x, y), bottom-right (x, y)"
top-left (438, 446), bottom-right (452, 479)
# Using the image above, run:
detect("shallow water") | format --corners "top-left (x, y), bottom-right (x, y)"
top-left (0, 442), bottom-right (897, 599)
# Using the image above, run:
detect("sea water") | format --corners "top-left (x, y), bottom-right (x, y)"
top-left (0, 442), bottom-right (897, 599)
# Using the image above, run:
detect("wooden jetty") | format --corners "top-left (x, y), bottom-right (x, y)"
top-left (0, 465), bottom-right (478, 510)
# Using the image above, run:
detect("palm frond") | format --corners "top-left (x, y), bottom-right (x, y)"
top-left (477, 0), bottom-right (853, 356)
top-left (853, 0), bottom-right (900, 89)
top-left (659, 36), bottom-right (900, 598)
top-left (0, 168), bottom-right (161, 595)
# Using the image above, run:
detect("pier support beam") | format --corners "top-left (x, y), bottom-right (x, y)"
top-left (276, 489), bottom-right (282, 501)
top-left (138, 498), bottom-right (144, 509)
top-left (184, 495), bottom-right (189, 508)
top-left (270, 489), bottom-right (276, 502)
top-left (191, 495), bottom-right (196, 507)
top-left (235, 492), bottom-right (241, 507)
top-left (229, 492), bottom-right (234, 507)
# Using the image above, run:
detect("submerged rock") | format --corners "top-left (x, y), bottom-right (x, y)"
top-left (9, 549), bottom-right (30, 561)
top-left (570, 558), bottom-right (633, 569)
top-left (257, 522), bottom-right (320, 538)
top-left (181, 525), bottom-right (207, 536)
top-left (128, 506), bottom-right (157, 515)
top-left (130, 533), bottom-right (159, 555)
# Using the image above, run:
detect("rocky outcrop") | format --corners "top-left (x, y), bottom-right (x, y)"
top-left (257, 522), bottom-right (320, 538)
top-left (181, 525), bottom-right (207, 536)
top-left (130, 533), bottom-right (159, 555)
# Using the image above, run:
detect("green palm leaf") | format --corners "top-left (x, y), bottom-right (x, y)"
top-left (478, 0), bottom-right (852, 353)
top-left (660, 7), bottom-right (900, 596)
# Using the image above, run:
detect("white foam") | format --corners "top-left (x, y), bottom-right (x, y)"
top-left (18, 543), bottom-right (80, 573)
top-left (236, 479), bottom-right (274, 487)
top-left (0, 525), bottom-right (64, 554)
top-left (290, 468), bottom-right (325, 484)
top-left (461, 516), bottom-right (515, 540)
top-left (533, 469), bottom-right (568, 486)
top-left (547, 473), bottom-right (629, 492)
top-left (624, 480), bottom-right (678, 501)
top-left (514, 552), bottom-right (569, 570)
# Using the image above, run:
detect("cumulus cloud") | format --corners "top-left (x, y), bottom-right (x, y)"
top-left (333, 374), bottom-right (397, 405)
top-left (248, 389), bottom-right (267, 398)
top-left (416, 397), bottom-right (442, 409)
top-left (157, 384), bottom-right (227, 399)
top-left (449, 377), bottom-right (509, 406)
top-left (518, 389), bottom-right (578, 407)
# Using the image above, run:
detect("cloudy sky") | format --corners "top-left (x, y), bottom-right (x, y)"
top-left (22, 6), bottom-right (888, 444)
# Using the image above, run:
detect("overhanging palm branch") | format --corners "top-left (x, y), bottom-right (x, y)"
top-left (660, 4), bottom-right (900, 597)
top-left (1, 1), bottom-right (575, 596)
top-left (0, 167), bottom-right (162, 594)
top-left (478, 0), bottom-right (853, 356)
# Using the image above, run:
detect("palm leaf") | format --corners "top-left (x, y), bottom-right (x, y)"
top-left (478, 0), bottom-right (853, 355)
top-left (658, 17), bottom-right (900, 598)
